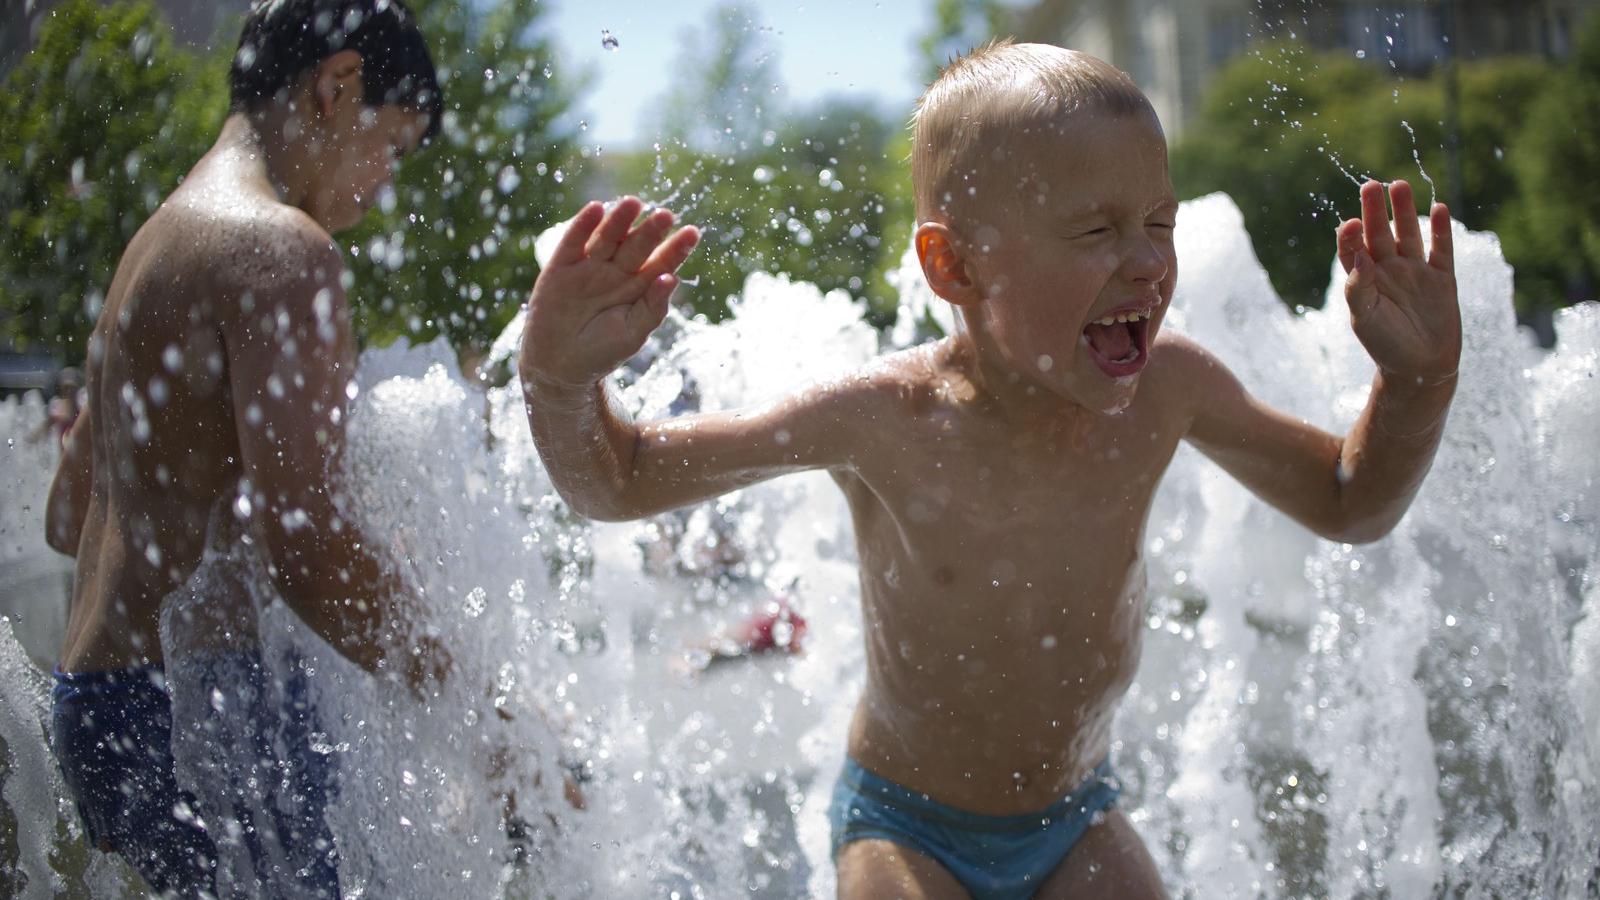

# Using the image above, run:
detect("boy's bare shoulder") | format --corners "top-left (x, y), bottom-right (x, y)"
top-left (806, 341), bottom-right (962, 419)
top-left (162, 178), bottom-right (343, 297)
top-left (1145, 328), bottom-right (1245, 418)
top-left (223, 206), bottom-right (342, 292)
top-left (1150, 329), bottom-right (1231, 383)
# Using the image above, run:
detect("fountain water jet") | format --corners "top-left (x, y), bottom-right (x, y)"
top-left (0, 193), bottom-right (1595, 898)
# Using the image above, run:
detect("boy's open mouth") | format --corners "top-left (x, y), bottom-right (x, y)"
top-left (1082, 311), bottom-right (1152, 378)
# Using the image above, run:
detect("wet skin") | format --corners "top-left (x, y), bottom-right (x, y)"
top-left (45, 51), bottom-right (429, 674)
top-left (520, 107), bottom-right (1459, 875)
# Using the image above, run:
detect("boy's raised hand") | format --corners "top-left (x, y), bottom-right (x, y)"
top-left (520, 197), bottom-right (700, 390)
top-left (1336, 179), bottom-right (1460, 384)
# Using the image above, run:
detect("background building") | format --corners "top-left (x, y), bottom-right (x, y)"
top-left (1003, 0), bottom-right (1599, 138)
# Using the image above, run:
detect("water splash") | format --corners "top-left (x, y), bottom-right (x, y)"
top-left (1400, 119), bottom-right (1439, 207)
top-left (0, 196), bottom-right (1596, 897)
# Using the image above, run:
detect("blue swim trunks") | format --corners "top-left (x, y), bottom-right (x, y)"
top-left (51, 651), bottom-right (339, 898)
top-left (828, 756), bottom-right (1121, 900)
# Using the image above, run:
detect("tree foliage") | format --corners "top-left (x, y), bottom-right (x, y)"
top-left (0, 0), bottom-right (226, 354)
top-left (1171, 40), bottom-right (1588, 314)
top-left (0, 0), bottom-right (582, 359)
top-left (344, 0), bottom-right (580, 354)
top-left (618, 2), bottom-right (913, 325)
top-left (1502, 14), bottom-right (1600, 311)
top-left (917, 0), bottom-right (1010, 81)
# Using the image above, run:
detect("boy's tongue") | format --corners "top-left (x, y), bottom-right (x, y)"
top-left (1084, 320), bottom-right (1134, 360)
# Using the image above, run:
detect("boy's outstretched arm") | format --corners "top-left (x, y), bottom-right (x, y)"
top-left (520, 198), bottom-right (858, 522)
top-left (1181, 179), bottom-right (1460, 544)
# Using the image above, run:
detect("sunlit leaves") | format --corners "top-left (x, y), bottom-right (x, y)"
top-left (0, 0), bottom-right (227, 353)
top-left (342, 0), bottom-right (581, 356)
top-left (1170, 40), bottom-right (1584, 315)
top-left (619, 3), bottom-right (912, 325)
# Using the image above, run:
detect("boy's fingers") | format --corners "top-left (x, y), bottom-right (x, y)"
top-left (1336, 218), bottom-right (1363, 274)
top-left (625, 276), bottom-right (674, 341)
top-left (585, 197), bottom-right (645, 262)
top-left (612, 207), bottom-right (677, 273)
top-left (638, 225), bottom-right (701, 281)
top-left (1389, 180), bottom-right (1425, 258)
top-left (1360, 180), bottom-right (1397, 261)
top-left (642, 274), bottom-right (679, 313)
top-left (547, 202), bottom-right (605, 268)
top-left (1344, 249), bottom-right (1379, 320)
top-left (1428, 203), bottom-right (1454, 272)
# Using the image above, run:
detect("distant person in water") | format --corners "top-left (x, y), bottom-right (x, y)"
top-left (35, 366), bottom-right (84, 450)
top-left (519, 40), bottom-right (1460, 899)
top-left (42, 1), bottom-right (441, 895)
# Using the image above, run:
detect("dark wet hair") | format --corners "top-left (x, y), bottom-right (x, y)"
top-left (229, 0), bottom-right (442, 142)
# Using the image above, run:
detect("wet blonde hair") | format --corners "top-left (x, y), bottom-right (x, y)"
top-left (912, 40), bottom-right (1155, 222)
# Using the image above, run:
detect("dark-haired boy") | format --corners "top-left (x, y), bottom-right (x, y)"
top-left (43, 1), bottom-right (440, 894)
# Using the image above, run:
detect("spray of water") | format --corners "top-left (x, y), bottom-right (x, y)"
top-left (1, 194), bottom-right (1596, 898)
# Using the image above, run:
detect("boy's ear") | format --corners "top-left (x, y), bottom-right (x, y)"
top-left (312, 49), bottom-right (365, 118)
top-left (914, 222), bottom-right (982, 306)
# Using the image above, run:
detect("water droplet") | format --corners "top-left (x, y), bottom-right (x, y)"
top-left (1355, 49), bottom-right (1367, 59)
top-left (752, 165), bottom-right (775, 184)
top-left (601, 29), bottom-right (619, 51)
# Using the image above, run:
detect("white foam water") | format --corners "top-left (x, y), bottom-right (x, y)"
top-left (0, 193), bottom-right (1596, 897)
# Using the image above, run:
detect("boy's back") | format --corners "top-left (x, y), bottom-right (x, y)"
top-left (57, 144), bottom-right (330, 672)
top-left (43, 3), bottom-right (441, 892)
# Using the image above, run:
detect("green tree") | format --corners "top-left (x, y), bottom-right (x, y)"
top-left (0, 0), bottom-right (583, 360)
top-left (653, 0), bottom-right (781, 154)
top-left (1171, 46), bottom-right (1394, 309)
top-left (917, 0), bottom-right (1009, 80)
top-left (1172, 43), bottom-right (1564, 313)
top-left (0, 0), bottom-right (226, 355)
top-left (620, 3), bottom-right (910, 325)
top-left (1502, 14), bottom-right (1600, 313)
top-left (341, 0), bottom-right (581, 355)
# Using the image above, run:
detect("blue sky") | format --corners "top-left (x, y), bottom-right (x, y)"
top-left (546, 0), bottom-right (936, 151)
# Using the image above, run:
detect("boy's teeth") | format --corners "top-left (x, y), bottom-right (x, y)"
top-left (1097, 316), bottom-right (1116, 326)
top-left (1096, 312), bottom-right (1146, 326)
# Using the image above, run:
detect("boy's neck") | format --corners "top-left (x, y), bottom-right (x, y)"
top-left (216, 104), bottom-right (321, 214)
top-left (941, 331), bottom-right (1105, 429)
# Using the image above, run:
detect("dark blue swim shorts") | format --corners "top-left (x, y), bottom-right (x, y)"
top-left (51, 651), bottom-right (339, 898)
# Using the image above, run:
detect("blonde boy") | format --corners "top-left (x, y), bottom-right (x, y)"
top-left (519, 41), bottom-right (1458, 899)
